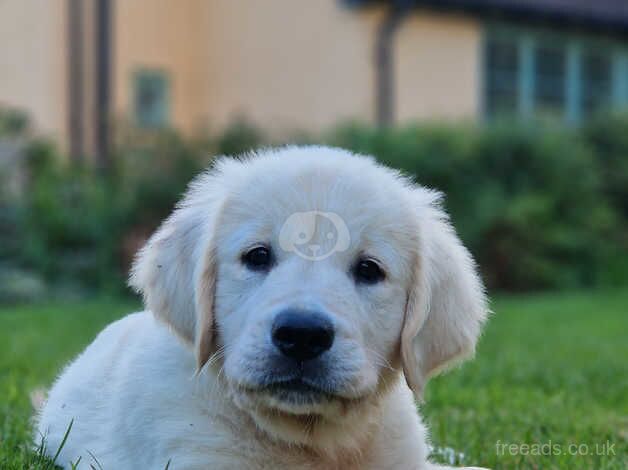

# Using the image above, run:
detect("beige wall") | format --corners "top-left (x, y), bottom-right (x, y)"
top-left (197, 1), bottom-right (480, 132)
top-left (0, 0), bottom-right (482, 148)
top-left (198, 0), bottom-right (382, 133)
top-left (396, 9), bottom-right (481, 122)
top-left (0, 0), bottom-right (67, 142)
top-left (113, 0), bottom-right (206, 134)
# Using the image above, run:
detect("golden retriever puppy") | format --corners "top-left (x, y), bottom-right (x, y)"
top-left (36, 146), bottom-right (489, 469)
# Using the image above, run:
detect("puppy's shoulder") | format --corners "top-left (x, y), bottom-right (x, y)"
top-left (41, 312), bottom-right (163, 404)
top-left (36, 311), bottom-right (197, 467)
top-left (80, 310), bottom-right (194, 380)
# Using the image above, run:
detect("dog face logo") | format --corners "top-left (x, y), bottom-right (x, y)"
top-left (279, 211), bottom-right (350, 261)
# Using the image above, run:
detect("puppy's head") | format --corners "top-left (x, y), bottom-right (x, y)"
top-left (130, 146), bottom-right (488, 451)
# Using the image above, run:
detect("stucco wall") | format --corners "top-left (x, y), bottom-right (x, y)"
top-left (0, 0), bottom-right (482, 147)
top-left (396, 9), bottom-right (481, 122)
top-left (113, 0), bottom-right (206, 134)
top-left (0, 0), bottom-right (67, 142)
top-left (198, 1), bottom-right (480, 132)
top-left (197, 0), bottom-right (381, 133)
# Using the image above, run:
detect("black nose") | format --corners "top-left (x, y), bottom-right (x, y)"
top-left (271, 310), bottom-right (335, 362)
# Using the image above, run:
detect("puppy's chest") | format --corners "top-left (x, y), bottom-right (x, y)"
top-left (214, 443), bottom-right (417, 470)
top-left (183, 421), bottom-right (373, 470)
top-left (148, 412), bottom-right (419, 470)
top-left (169, 401), bottom-right (418, 469)
top-left (203, 446), bottom-right (371, 470)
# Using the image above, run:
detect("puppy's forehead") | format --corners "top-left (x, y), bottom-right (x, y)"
top-left (218, 148), bottom-right (416, 237)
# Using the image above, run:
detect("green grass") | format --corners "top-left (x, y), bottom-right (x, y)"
top-left (0, 298), bottom-right (140, 469)
top-left (425, 289), bottom-right (628, 469)
top-left (1, 291), bottom-right (626, 469)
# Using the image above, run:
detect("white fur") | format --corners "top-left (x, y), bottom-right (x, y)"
top-left (36, 146), bottom-right (489, 469)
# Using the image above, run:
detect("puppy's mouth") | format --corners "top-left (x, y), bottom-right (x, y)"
top-left (227, 356), bottom-right (374, 414)
top-left (261, 378), bottom-right (336, 403)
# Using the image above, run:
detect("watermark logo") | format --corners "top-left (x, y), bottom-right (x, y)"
top-left (495, 439), bottom-right (616, 457)
top-left (279, 211), bottom-right (350, 261)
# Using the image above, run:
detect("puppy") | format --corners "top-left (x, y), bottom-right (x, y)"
top-left (36, 146), bottom-right (489, 469)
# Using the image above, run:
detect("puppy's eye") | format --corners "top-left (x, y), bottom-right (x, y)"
top-left (353, 258), bottom-right (385, 284)
top-left (242, 245), bottom-right (273, 272)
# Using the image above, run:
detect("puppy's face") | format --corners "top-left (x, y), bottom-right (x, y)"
top-left (131, 147), bottom-right (488, 449)
top-left (214, 163), bottom-right (416, 419)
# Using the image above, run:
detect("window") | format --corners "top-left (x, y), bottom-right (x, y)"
top-left (484, 28), bottom-right (628, 122)
top-left (534, 45), bottom-right (566, 116)
top-left (485, 38), bottom-right (519, 116)
top-left (581, 51), bottom-right (612, 117)
top-left (133, 70), bottom-right (169, 128)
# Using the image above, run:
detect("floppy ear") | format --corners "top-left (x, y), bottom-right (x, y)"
top-left (129, 170), bottom-right (225, 370)
top-left (401, 190), bottom-right (489, 398)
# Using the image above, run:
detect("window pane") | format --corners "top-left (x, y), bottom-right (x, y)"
top-left (534, 45), bottom-right (565, 117)
top-left (581, 51), bottom-right (612, 117)
top-left (485, 37), bottom-right (519, 117)
top-left (134, 71), bottom-right (169, 128)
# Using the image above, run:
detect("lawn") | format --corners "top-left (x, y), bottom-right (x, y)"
top-left (0, 290), bottom-right (626, 469)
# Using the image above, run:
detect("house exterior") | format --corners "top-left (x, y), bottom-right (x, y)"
top-left (1, 0), bottom-right (627, 161)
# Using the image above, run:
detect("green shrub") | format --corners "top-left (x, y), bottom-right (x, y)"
top-left (114, 128), bottom-right (207, 225)
top-left (6, 129), bottom-right (210, 297)
top-left (583, 114), bottom-right (628, 224)
top-left (18, 144), bottom-right (121, 290)
top-left (0, 107), bottom-right (29, 138)
top-left (214, 118), bottom-right (266, 156)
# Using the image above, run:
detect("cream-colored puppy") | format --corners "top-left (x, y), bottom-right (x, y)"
top-left (36, 146), bottom-right (489, 469)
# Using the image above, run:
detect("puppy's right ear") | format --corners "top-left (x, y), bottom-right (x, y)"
top-left (129, 169), bottom-right (225, 370)
top-left (401, 189), bottom-right (489, 398)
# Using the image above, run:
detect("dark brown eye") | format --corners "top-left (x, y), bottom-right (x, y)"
top-left (353, 258), bottom-right (385, 284)
top-left (242, 245), bottom-right (273, 272)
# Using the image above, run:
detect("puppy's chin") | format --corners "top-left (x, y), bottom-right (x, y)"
top-left (229, 385), bottom-right (378, 453)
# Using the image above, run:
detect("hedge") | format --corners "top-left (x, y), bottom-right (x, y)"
top-left (1, 116), bottom-right (627, 301)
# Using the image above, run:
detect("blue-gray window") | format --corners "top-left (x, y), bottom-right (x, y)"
top-left (581, 51), bottom-right (612, 117)
top-left (133, 70), bottom-right (169, 128)
top-left (534, 45), bottom-right (565, 117)
top-left (485, 37), bottom-right (519, 116)
top-left (484, 27), bottom-right (628, 122)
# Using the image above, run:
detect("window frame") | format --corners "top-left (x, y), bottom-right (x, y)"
top-left (132, 68), bottom-right (171, 129)
top-left (483, 34), bottom-right (521, 117)
top-left (482, 23), bottom-right (628, 123)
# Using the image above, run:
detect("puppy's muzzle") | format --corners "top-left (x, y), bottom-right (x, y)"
top-left (271, 310), bottom-right (335, 362)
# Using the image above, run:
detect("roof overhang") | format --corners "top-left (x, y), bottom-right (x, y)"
top-left (341, 0), bottom-right (628, 36)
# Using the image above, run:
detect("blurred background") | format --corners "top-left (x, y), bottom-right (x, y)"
top-left (1, 0), bottom-right (628, 300)
top-left (0, 1), bottom-right (627, 468)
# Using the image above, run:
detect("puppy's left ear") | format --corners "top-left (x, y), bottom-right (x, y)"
top-left (129, 169), bottom-right (225, 371)
top-left (401, 190), bottom-right (489, 398)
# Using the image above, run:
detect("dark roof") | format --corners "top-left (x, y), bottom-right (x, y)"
top-left (343, 0), bottom-right (628, 34)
